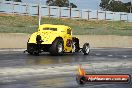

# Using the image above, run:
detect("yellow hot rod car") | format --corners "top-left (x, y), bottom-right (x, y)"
top-left (26, 24), bottom-right (90, 55)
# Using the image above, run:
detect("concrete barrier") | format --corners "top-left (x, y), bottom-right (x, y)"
top-left (0, 33), bottom-right (132, 48)
top-left (0, 33), bottom-right (29, 48)
top-left (75, 35), bottom-right (132, 48)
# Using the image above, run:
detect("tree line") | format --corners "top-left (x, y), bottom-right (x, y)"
top-left (100, 0), bottom-right (132, 12)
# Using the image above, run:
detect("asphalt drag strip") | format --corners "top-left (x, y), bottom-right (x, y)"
top-left (0, 48), bottom-right (132, 88)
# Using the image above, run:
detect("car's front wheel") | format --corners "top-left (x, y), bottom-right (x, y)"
top-left (49, 38), bottom-right (64, 55)
top-left (82, 43), bottom-right (90, 55)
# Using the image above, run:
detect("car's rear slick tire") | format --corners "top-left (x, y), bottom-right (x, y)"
top-left (82, 43), bottom-right (90, 55)
top-left (72, 37), bottom-right (80, 53)
top-left (27, 43), bottom-right (34, 55)
top-left (27, 43), bottom-right (40, 56)
top-left (33, 50), bottom-right (40, 56)
top-left (49, 38), bottom-right (64, 56)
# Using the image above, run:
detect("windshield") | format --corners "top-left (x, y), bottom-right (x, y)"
top-left (43, 28), bottom-right (57, 31)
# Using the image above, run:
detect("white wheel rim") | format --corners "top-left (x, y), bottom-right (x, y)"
top-left (85, 45), bottom-right (90, 53)
top-left (72, 42), bottom-right (76, 52)
top-left (58, 43), bottom-right (63, 53)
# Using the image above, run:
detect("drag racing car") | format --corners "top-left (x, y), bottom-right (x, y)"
top-left (26, 24), bottom-right (90, 55)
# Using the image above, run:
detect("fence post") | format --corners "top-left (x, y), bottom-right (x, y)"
top-left (77, 10), bottom-right (79, 18)
top-left (69, 6), bottom-right (71, 18)
top-left (97, 10), bottom-right (98, 20)
top-left (26, 3), bottom-right (28, 16)
top-left (80, 10), bottom-right (82, 19)
top-left (59, 7), bottom-right (61, 18)
top-left (48, 6), bottom-right (50, 17)
top-left (112, 12), bottom-right (115, 28)
top-left (126, 13), bottom-right (128, 29)
top-left (88, 10), bottom-right (90, 20)
top-left (105, 11), bottom-right (106, 20)
top-left (0, 2), bottom-right (1, 7)
top-left (120, 13), bottom-right (122, 21)
top-left (12, 2), bottom-right (14, 15)
top-left (38, 4), bottom-right (39, 16)
top-left (127, 13), bottom-right (128, 22)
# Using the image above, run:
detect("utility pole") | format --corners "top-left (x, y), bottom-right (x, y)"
top-left (69, 1), bottom-right (71, 18)
top-left (97, 0), bottom-right (99, 20)
top-left (38, 0), bottom-right (41, 26)
top-left (69, 0), bottom-right (77, 18)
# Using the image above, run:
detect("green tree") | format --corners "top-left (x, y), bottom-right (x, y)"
top-left (100, 0), bottom-right (129, 12)
top-left (46, 0), bottom-right (77, 8)
top-left (100, 0), bottom-right (111, 11)
top-left (124, 2), bottom-right (132, 13)
top-left (5, 0), bottom-right (21, 2)
top-left (14, 0), bottom-right (21, 2)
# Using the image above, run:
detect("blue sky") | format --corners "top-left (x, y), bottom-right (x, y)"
top-left (22, 0), bottom-right (131, 10)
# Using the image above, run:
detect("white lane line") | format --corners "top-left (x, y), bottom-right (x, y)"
top-left (123, 55), bottom-right (127, 58)
top-left (108, 55), bottom-right (113, 57)
top-left (96, 53), bottom-right (101, 55)
top-left (0, 49), bottom-right (26, 51)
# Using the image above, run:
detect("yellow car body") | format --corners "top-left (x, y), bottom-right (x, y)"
top-left (27, 24), bottom-right (90, 55)
top-left (30, 24), bottom-right (72, 52)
